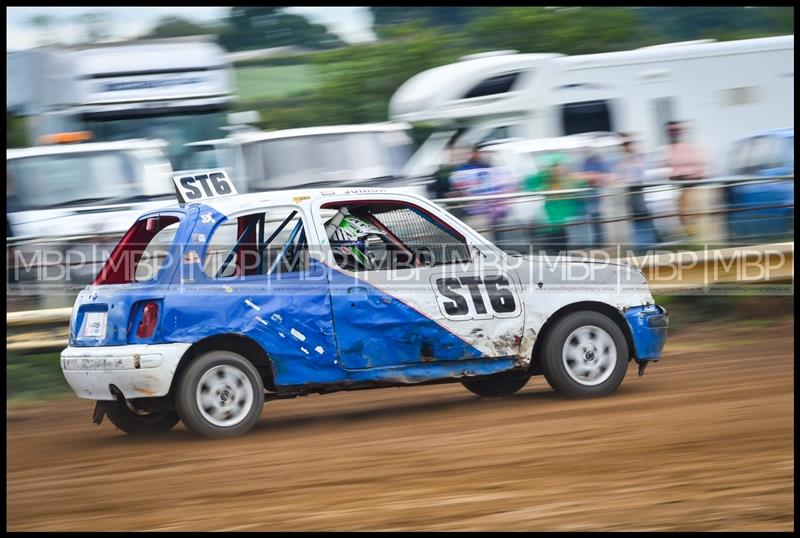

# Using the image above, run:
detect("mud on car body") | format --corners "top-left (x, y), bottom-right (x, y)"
top-left (61, 170), bottom-right (668, 438)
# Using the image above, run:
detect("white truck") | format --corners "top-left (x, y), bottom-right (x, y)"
top-left (7, 36), bottom-right (235, 168)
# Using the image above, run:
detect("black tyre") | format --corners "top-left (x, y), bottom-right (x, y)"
top-left (175, 351), bottom-right (265, 439)
top-left (461, 370), bottom-right (531, 397)
top-left (541, 310), bottom-right (629, 398)
top-left (105, 399), bottom-right (180, 435)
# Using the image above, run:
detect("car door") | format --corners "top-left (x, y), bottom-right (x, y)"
top-left (315, 195), bottom-right (525, 370)
top-left (174, 204), bottom-right (339, 371)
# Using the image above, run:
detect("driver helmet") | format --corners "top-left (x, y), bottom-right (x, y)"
top-left (325, 207), bottom-right (386, 270)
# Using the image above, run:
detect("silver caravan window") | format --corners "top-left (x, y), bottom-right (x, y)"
top-left (561, 100), bottom-right (613, 136)
top-left (241, 131), bottom-right (413, 191)
top-left (463, 72), bottom-right (521, 99)
top-left (653, 97), bottom-right (675, 146)
top-left (480, 126), bottom-right (512, 144)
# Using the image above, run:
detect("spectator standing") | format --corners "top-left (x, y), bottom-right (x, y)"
top-left (664, 120), bottom-right (706, 180)
top-left (448, 144), bottom-right (508, 242)
top-left (431, 143), bottom-right (459, 200)
top-left (448, 144), bottom-right (493, 198)
top-left (617, 133), bottom-right (661, 251)
top-left (525, 153), bottom-right (587, 254)
top-left (580, 142), bottom-right (615, 247)
top-left (663, 120), bottom-right (707, 238)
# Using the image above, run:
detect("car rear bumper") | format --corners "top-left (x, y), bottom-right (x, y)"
top-left (624, 305), bottom-right (668, 361)
top-left (60, 343), bottom-right (191, 401)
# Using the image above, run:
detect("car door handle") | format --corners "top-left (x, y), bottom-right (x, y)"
top-left (347, 286), bottom-right (369, 295)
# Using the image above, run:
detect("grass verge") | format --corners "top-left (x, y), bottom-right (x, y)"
top-left (7, 352), bottom-right (72, 404)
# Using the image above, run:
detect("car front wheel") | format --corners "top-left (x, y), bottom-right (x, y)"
top-left (175, 351), bottom-right (265, 438)
top-left (541, 311), bottom-right (629, 398)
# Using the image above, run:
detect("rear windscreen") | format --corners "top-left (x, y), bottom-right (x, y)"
top-left (93, 214), bottom-right (182, 285)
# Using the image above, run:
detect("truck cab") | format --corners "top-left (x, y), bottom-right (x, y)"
top-left (6, 37), bottom-right (235, 167)
top-left (7, 137), bottom-right (176, 239)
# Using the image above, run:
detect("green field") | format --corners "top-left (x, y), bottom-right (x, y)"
top-left (7, 351), bottom-right (72, 403)
top-left (234, 64), bottom-right (320, 102)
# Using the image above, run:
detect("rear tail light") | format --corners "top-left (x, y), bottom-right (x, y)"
top-left (136, 302), bottom-right (160, 338)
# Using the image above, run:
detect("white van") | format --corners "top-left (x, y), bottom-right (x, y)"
top-left (179, 123), bottom-right (419, 193)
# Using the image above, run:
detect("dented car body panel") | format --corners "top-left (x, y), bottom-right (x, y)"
top-left (62, 187), bottom-right (667, 401)
top-left (624, 304), bottom-right (669, 360)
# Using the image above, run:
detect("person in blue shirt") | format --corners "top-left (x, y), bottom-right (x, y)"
top-left (580, 145), bottom-right (614, 247)
top-left (448, 143), bottom-right (510, 244)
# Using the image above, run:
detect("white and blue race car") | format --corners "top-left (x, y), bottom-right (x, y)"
top-left (61, 170), bottom-right (668, 438)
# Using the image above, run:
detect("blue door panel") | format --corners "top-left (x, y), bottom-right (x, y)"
top-left (327, 266), bottom-right (484, 369)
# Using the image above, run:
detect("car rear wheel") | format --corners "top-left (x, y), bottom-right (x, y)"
top-left (461, 370), bottom-right (531, 397)
top-left (105, 399), bottom-right (180, 435)
top-left (175, 351), bottom-right (265, 439)
top-left (541, 311), bottom-right (629, 398)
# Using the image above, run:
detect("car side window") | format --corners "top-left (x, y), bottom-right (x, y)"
top-left (730, 139), bottom-right (752, 175)
top-left (747, 136), bottom-right (782, 173)
top-left (732, 136), bottom-right (783, 175)
top-left (203, 208), bottom-right (309, 279)
top-left (321, 201), bottom-right (472, 272)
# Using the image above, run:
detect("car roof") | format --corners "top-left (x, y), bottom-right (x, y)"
top-left (223, 122), bottom-right (412, 145)
top-left (184, 138), bottom-right (231, 148)
top-left (483, 132), bottom-right (622, 153)
top-left (7, 138), bottom-right (169, 159)
top-left (735, 127), bottom-right (794, 141)
top-left (181, 187), bottom-right (422, 218)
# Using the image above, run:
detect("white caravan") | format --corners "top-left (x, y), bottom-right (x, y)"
top-left (391, 35), bottom-right (794, 177)
top-left (6, 36), bottom-right (235, 168)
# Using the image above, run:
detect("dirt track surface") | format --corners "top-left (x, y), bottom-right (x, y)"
top-left (7, 318), bottom-right (794, 531)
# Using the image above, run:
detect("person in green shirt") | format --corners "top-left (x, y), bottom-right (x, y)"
top-left (522, 152), bottom-right (587, 253)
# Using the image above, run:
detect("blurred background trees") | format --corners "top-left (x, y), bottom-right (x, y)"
top-left (218, 7), bottom-right (343, 51)
top-left (9, 6), bottom-right (794, 146)
top-left (144, 16), bottom-right (212, 39)
top-left (231, 6), bottom-right (793, 133)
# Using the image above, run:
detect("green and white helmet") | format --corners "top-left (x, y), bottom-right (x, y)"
top-left (325, 208), bottom-right (386, 270)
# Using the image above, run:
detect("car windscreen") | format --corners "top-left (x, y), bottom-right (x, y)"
top-left (180, 145), bottom-right (237, 172)
top-left (242, 131), bottom-right (414, 191)
top-left (785, 136), bottom-right (794, 172)
top-left (84, 111), bottom-right (226, 169)
top-left (7, 150), bottom-right (141, 212)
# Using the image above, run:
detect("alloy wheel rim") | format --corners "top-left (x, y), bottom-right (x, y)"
top-left (561, 325), bottom-right (617, 386)
top-left (196, 364), bottom-right (254, 427)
